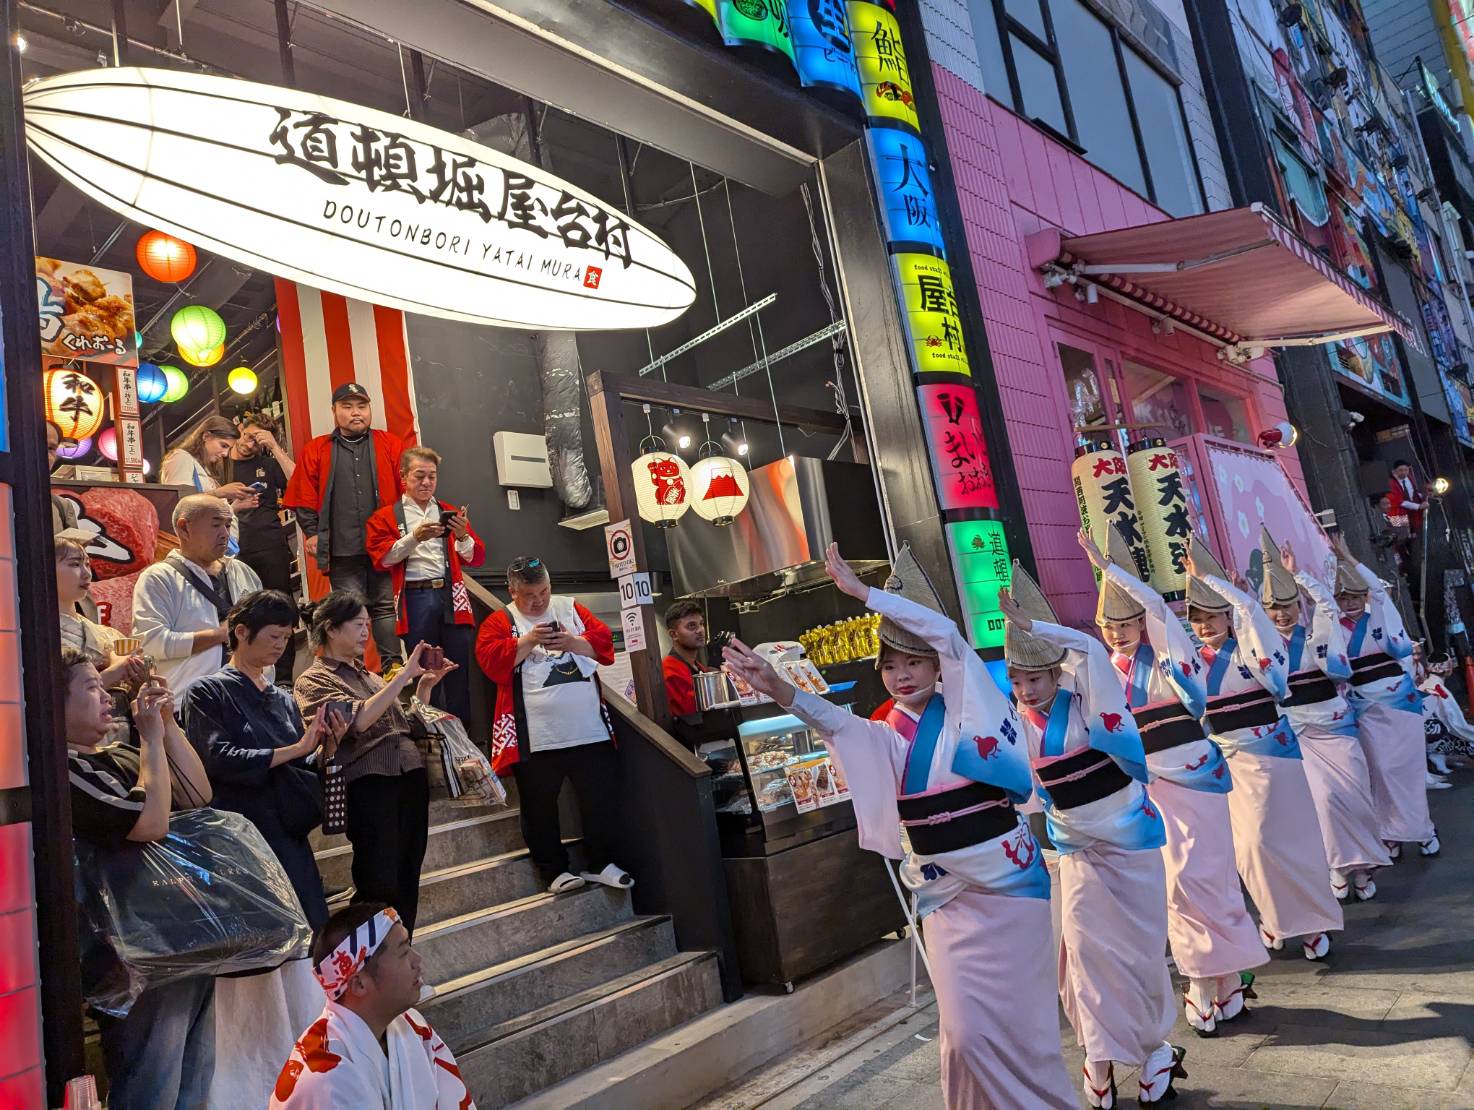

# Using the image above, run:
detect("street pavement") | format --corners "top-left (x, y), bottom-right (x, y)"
top-left (705, 773), bottom-right (1473, 1109)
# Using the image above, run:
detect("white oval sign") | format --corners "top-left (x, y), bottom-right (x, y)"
top-left (24, 67), bottom-right (697, 331)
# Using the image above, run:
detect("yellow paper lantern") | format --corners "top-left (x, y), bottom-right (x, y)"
top-left (161, 365), bottom-right (190, 403)
top-left (227, 366), bottom-right (258, 394)
top-left (1071, 443), bottom-right (1150, 583)
top-left (180, 342), bottom-right (223, 367)
top-left (688, 455), bottom-right (750, 526)
top-left (631, 450), bottom-right (691, 528)
top-left (44, 367), bottom-right (106, 440)
top-left (1126, 438), bottom-right (1190, 600)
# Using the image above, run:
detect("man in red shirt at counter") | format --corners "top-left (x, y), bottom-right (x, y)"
top-left (663, 601), bottom-right (713, 718)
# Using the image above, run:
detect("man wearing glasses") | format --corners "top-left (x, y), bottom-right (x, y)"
top-left (475, 556), bottom-right (633, 894)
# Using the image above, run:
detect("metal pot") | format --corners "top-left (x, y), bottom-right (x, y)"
top-left (693, 668), bottom-right (736, 711)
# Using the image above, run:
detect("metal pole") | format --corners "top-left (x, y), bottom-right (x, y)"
top-left (884, 859), bottom-right (933, 987)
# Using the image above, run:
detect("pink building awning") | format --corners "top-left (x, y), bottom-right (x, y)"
top-left (1026, 203), bottom-right (1422, 359)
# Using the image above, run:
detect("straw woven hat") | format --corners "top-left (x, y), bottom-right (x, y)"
top-left (1334, 557), bottom-right (1370, 597)
top-left (875, 543), bottom-right (943, 664)
top-left (1005, 561), bottom-right (1067, 671)
top-left (1185, 535), bottom-right (1232, 613)
top-left (1259, 527), bottom-right (1299, 606)
top-left (1096, 524), bottom-right (1147, 624)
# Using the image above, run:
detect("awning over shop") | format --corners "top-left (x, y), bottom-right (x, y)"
top-left (1026, 203), bottom-right (1422, 362)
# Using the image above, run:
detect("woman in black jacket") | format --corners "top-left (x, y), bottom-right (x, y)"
top-left (183, 589), bottom-right (347, 1110)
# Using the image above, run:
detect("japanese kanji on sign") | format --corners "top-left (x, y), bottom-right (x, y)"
top-left (894, 253), bottom-right (971, 376)
top-left (1071, 444), bottom-right (1151, 586)
top-left (1126, 437), bottom-right (1190, 600)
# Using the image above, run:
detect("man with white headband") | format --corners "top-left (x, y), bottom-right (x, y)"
top-left (271, 903), bottom-right (475, 1109)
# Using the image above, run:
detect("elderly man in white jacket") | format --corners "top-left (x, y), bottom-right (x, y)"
top-left (132, 494), bottom-right (265, 698)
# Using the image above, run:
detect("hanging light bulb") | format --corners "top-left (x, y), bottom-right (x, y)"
top-left (160, 365), bottom-right (190, 403)
top-left (227, 366), bottom-right (258, 394)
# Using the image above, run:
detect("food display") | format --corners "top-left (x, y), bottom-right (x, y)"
top-left (799, 615), bottom-right (880, 666)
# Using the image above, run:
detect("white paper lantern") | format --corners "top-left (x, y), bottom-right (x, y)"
top-left (632, 451), bottom-right (691, 528)
top-left (24, 67), bottom-right (696, 331)
top-left (689, 454), bottom-right (750, 526)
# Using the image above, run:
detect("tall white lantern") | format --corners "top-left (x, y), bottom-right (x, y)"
top-left (632, 451), bottom-right (691, 527)
top-left (688, 455), bottom-right (750, 526)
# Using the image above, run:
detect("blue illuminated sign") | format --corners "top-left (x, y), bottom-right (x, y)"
top-left (868, 127), bottom-right (945, 256)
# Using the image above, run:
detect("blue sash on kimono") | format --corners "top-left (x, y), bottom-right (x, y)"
top-left (1031, 691), bottom-right (1165, 854)
top-left (894, 694), bottom-right (1049, 907)
top-left (1126, 645), bottom-right (1154, 710)
top-left (1345, 616), bottom-right (1420, 715)
top-left (1205, 640), bottom-right (1302, 759)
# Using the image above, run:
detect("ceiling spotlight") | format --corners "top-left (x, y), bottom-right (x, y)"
top-left (677, 433), bottom-right (692, 450)
top-left (12, 34), bottom-right (27, 53)
top-left (1432, 476), bottom-right (1451, 495)
top-left (737, 441), bottom-right (749, 456)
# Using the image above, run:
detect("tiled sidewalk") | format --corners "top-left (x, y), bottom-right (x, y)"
top-left (708, 776), bottom-right (1474, 1109)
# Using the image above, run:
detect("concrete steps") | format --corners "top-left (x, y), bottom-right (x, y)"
top-left (460, 951), bottom-right (723, 1106)
top-left (314, 781), bottom-right (724, 1106)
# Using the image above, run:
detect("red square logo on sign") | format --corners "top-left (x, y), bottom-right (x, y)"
top-left (583, 266), bottom-right (602, 289)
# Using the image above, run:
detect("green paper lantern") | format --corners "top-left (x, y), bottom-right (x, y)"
top-left (169, 304), bottom-right (226, 353)
top-left (161, 364), bottom-right (190, 403)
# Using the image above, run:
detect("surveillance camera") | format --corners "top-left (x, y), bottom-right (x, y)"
top-left (1342, 411), bottom-right (1364, 428)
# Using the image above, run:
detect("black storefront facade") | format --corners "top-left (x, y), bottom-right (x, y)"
top-left (3, 1), bottom-right (1040, 1102)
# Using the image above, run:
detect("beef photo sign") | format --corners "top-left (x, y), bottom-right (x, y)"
top-left (24, 68), bottom-right (697, 331)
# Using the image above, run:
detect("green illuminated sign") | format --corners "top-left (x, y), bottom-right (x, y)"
top-left (946, 520), bottom-right (1012, 650)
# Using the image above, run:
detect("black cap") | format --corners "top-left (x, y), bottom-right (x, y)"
top-left (332, 382), bottom-right (370, 404)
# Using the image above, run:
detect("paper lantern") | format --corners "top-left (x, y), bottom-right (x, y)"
top-left (170, 305), bottom-right (226, 352)
top-left (136, 362), bottom-right (167, 403)
top-left (1071, 443), bottom-right (1151, 584)
top-left (180, 342), bottom-right (223, 367)
top-left (688, 455), bottom-right (750, 525)
top-left (24, 67), bottom-right (696, 332)
top-left (631, 450), bottom-right (691, 528)
top-left (227, 366), bottom-right (258, 394)
top-left (1126, 438), bottom-right (1189, 601)
top-left (98, 426), bottom-right (119, 461)
top-left (55, 435), bottom-right (92, 460)
top-left (136, 230), bottom-right (196, 283)
top-left (161, 365), bottom-right (189, 403)
top-left (44, 367), bottom-right (106, 440)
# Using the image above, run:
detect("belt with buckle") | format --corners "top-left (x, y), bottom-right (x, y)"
top-left (405, 578), bottom-right (446, 590)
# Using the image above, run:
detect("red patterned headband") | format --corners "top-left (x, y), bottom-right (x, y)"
top-left (313, 907), bottom-right (401, 1001)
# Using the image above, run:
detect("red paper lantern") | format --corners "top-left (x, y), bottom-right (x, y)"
top-left (136, 231), bottom-right (197, 283)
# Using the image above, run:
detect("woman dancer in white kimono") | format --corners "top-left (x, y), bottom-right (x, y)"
top-left (724, 543), bottom-right (1075, 1110)
top-left (1079, 528), bottom-right (1266, 1037)
top-left (1258, 530), bottom-right (1389, 902)
top-left (1331, 537), bottom-right (1439, 857)
top-left (1416, 644), bottom-right (1474, 769)
top-left (997, 565), bottom-right (1185, 1108)
top-left (1185, 539), bottom-right (1343, 960)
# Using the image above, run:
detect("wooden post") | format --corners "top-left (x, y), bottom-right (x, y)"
top-left (587, 377), bottom-right (670, 729)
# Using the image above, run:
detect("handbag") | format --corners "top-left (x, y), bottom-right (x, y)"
top-left (272, 762), bottom-right (324, 840)
top-left (74, 807), bottom-right (312, 1017)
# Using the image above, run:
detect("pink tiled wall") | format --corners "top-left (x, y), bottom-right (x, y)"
top-left (933, 64), bottom-right (1307, 628)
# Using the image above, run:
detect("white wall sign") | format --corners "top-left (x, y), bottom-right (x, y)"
top-left (605, 518), bottom-right (636, 579)
top-left (25, 68), bottom-right (696, 332)
top-left (618, 572), bottom-right (654, 610)
top-left (620, 608), bottom-right (648, 653)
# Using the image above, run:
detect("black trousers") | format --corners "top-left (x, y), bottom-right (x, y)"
top-left (344, 768), bottom-right (430, 935)
top-left (329, 554), bottom-right (401, 667)
top-left (512, 741), bottom-right (621, 883)
top-left (238, 541), bottom-right (297, 683)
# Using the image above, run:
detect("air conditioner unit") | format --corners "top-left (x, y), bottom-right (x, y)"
top-left (492, 431), bottom-right (553, 488)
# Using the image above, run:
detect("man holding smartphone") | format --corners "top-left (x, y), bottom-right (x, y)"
top-left (366, 447), bottom-right (485, 721)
